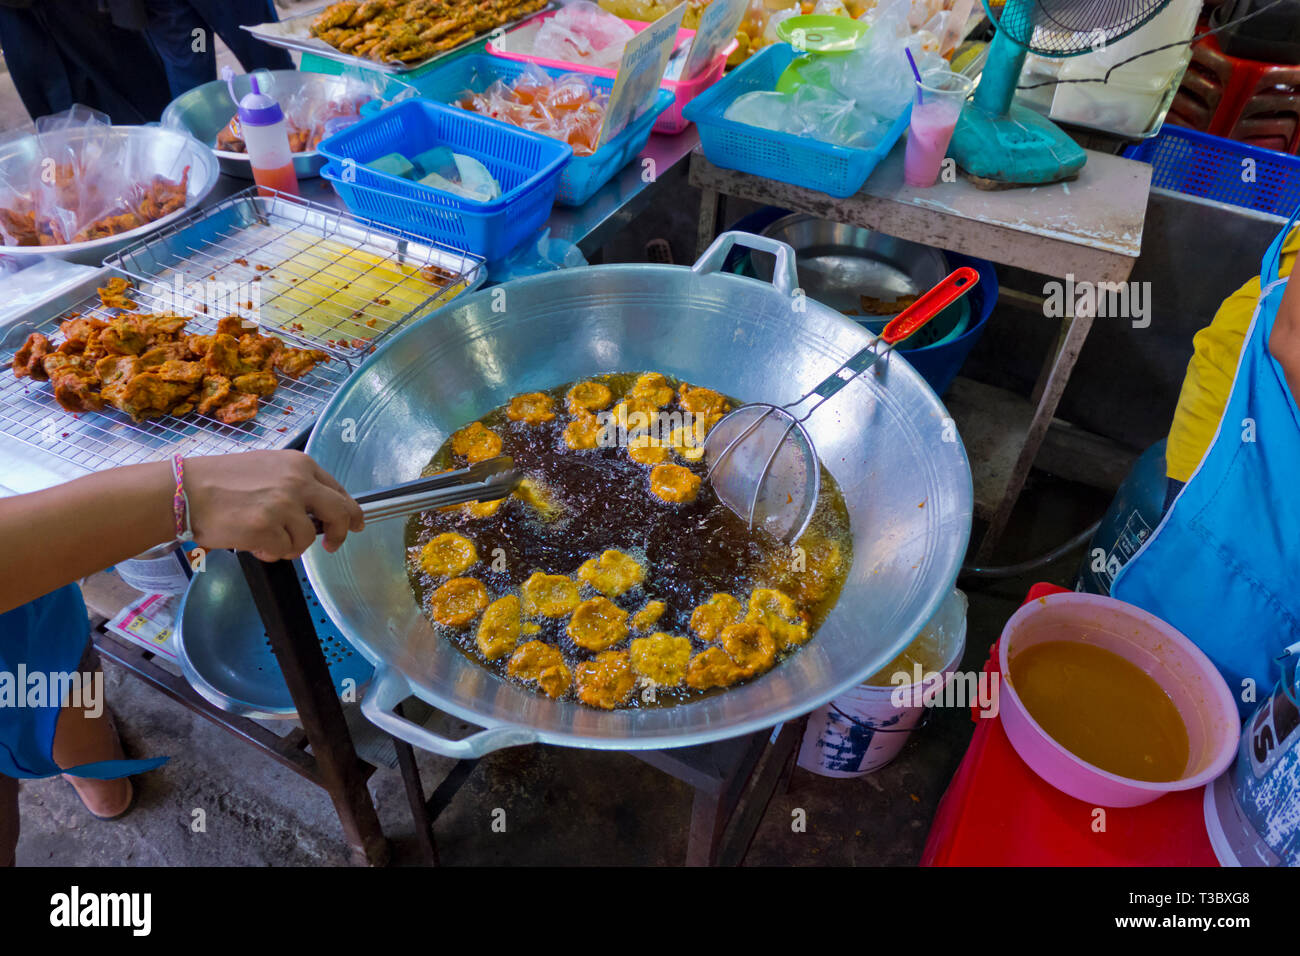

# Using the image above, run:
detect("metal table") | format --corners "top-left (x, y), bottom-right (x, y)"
top-left (691, 143), bottom-right (1152, 560)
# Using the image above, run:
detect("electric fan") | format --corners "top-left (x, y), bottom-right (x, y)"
top-left (950, 0), bottom-right (1172, 185)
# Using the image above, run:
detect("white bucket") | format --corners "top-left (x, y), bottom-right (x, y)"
top-left (797, 589), bottom-right (968, 777)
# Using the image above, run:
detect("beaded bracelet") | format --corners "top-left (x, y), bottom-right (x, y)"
top-left (171, 453), bottom-right (194, 542)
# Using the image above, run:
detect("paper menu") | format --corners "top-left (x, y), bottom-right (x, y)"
top-left (596, 2), bottom-right (687, 150)
top-left (682, 0), bottom-right (747, 81)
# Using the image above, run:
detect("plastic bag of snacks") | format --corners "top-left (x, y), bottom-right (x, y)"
top-left (0, 105), bottom-right (192, 247)
top-left (459, 65), bottom-right (609, 156)
top-left (533, 1), bottom-right (637, 68)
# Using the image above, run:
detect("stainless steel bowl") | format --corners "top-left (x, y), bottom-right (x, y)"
top-left (161, 70), bottom-right (391, 180)
top-left (302, 232), bottom-right (973, 758)
top-left (0, 125), bottom-right (219, 265)
top-left (754, 213), bottom-right (949, 322)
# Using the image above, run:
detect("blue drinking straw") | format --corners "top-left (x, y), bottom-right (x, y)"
top-left (905, 48), bottom-right (924, 105)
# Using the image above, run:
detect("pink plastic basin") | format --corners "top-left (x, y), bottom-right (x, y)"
top-left (998, 592), bottom-right (1240, 808)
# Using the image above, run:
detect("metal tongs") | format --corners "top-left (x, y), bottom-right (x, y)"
top-left (315, 456), bottom-right (520, 531)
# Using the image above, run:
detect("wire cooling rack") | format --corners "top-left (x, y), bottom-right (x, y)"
top-left (104, 187), bottom-right (484, 362)
top-left (1, 192), bottom-right (484, 474)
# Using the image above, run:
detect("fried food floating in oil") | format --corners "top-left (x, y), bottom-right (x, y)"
top-left (649, 462), bottom-right (701, 504)
top-left (506, 391), bottom-right (556, 424)
top-left (418, 532), bottom-right (477, 577)
top-left (450, 420), bottom-right (503, 463)
top-left (429, 576), bottom-right (488, 627)
top-left (513, 476), bottom-right (562, 520)
top-left (690, 593), bottom-right (744, 642)
top-left (666, 423), bottom-right (705, 462)
top-left (628, 372), bottom-right (674, 408)
top-left (575, 650), bottom-right (635, 709)
top-left (628, 431), bottom-right (671, 465)
top-left (720, 622), bottom-right (776, 677)
top-left (508, 640), bottom-right (572, 698)
top-left (685, 646), bottom-right (744, 690)
top-left (629, 633), bottom-right (692, 686)
top-left (476, 594), bottom-right (521, 661)
top-left (677, 383), bottom-right (730, 418)
top-left (576, 549), bottom-right (644, 598)
top-left (746, 587), bottom-right (810, 649)
top-left (566, 596), bottom-right (629, 651)
top-left (566, 380), bottom-right (613, 414)
top-left (631, 599), bottom-right (666, 632)
top-left (563, 410), bottom-right (602, 450)
top-left (521, 571), bottom-right (580, 618)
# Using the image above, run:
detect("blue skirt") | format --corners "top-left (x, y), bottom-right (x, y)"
top-left (0, 584), bottom-right (167, 779)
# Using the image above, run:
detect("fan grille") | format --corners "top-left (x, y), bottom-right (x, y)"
top-left (988, 0), bottom-right (1172, 56)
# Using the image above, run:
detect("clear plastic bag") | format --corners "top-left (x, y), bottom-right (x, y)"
top-left (533, 1), bottom-right (635, 68)
top-left (458, 65), bottom-right (608, 156)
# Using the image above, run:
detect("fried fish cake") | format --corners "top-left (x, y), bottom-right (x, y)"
top-left (649, 462), bottom-right (701, 504)
top-left (677, 383), bottom-right (730, 418)
top-left (429, 577), bottom-right (488, 628)
top-left (567, 597), bottom-right (629, 651)
top-left (566, 380), bottom-right (613, 414)
top-left (507, 640), bottom-right (572, 698)
top-left (720, 622), bottom-right (776, 678)
top-left (690, 593), bottom-right (744, 642)
top-left (666, 424), bottom-right (706, 462)
top-left (746, 587), bottom-right (809, 649)
top-left (506, 391), bottom-right (555, 424)
top-left (575, 651), bottom-right (635, 709)
top-left (629, 633), bottom-right (692, 686)
top-left (476, 594), bottom-right (521, 661)
top-left (419, 532), bottom-right (478, 578)
top-left (685, 646), bottom-right (745, 691)
top-left (513, 476), bottom-right (562, 520)
top-left (628, 371), bottom-right (674, 408)
top-left (521, 571), bottom-right (580, 618)
top-left (450, 421), bottom-right (503, 463)
top-left (631, 599), bottom-right (666, 632)
top-left (627, 431), bottom-right (670, 465)
top-left (577, 549), bottom-right (644, 598)
top-left (563, 410), bottom-right (602, 450)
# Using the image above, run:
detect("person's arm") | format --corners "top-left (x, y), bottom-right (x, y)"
top-left (1271, 264), bottom-right (1300, 400)
top-left (0, 449), bottom-right (363, 614)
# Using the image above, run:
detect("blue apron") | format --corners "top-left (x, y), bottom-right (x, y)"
top-left (1113, 213), bottom-right (1300, 719)
top-left (0, 584), bottom-right (166, 779)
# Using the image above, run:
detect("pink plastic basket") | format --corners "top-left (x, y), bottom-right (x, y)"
top-left (485, 10), bottom-right (735, 134)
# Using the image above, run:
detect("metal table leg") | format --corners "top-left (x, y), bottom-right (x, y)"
top-left (236, 553), bottom-right (390, 867)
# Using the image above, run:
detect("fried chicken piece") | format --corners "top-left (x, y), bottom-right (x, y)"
top-left (273, 347), bottom-right (329, 379)
top-left (0, 206), bottom-right (39, 246)
top-left (215, 316), bottom-right (247, 337)
top-left (94, 355), bottom-right (143, 405)
top-left (311, 1), bottom-right (359, 32)
top-left (97, 276), bottom-right (137, 312)
top-left (132, 168), bottom-right (190, 221)
top-left (155, 359), bottom-right (205, 385)
top-left (213, 390), bottom-right (260, 425)
top-left (232, 369), bottom-right (278, 397)
top-left (185, 333), bottom-right (213, 357)
top-left (101, 316), bottom-right (148, 355)
top-left (196, 376), bottom-right (232, 416)
top-left (72, 210), bottom-right (144, 244)
top-left (43, 354), bottom-right (104, 412)
top-left (117, 372), bottom-right (198, 421)
top-left (139, 342), bottom-right (189, 367)
top-left (138, 314), bottom-right (188, 339)
top-left (59, 316), bottom-right (107, 347)
top-left (204, 333), bottom-right (242, 377)
top-left (238, 333), bottom-right (282, 372)
top-left (12, 332), bottom-right (51, 380)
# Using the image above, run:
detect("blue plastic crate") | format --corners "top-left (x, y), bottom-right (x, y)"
top-left (1124, 125), bottom-right (1300, 219)
top-left (411, 54), bottom-right (673, 206)
top-left (317, 98), bottom-right (571, 260)
top-left (683, 43), bottom-right (912, 199)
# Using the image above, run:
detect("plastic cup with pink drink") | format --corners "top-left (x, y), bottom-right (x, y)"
top-left (904, 69), bottom-right (973, 188)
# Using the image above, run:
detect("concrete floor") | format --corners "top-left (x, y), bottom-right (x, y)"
top-left (13, 473), bottom-right (1105, 867)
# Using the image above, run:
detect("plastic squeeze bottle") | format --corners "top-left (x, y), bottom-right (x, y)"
top-left (226, 69), bottom-right (299, 196)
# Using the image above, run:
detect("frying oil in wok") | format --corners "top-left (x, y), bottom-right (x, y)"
top-left (405, 372), bottom-right (853, 709)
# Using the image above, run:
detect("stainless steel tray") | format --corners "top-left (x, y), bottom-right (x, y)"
top-left (104, 187), bottom-right (485, 363)
top-left (242, 2), bottom-right (557, 75)
top-left (0, 268), bottom-right (353, 474)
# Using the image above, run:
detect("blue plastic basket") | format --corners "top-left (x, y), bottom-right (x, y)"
top-left (1124, 125), bottom-right (1300, 219)
top-left (317, 98), bottom-right (571, 260)
top-left (683, 43), bottom-right (912, 199)
top-left (411, 54), bottom-right (674, 206)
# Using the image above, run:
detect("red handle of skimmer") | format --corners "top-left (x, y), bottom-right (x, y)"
top-left (881, 266), bottom-right (980, 345)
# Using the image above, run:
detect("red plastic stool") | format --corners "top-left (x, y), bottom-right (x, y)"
top-left (920, 583), bottom-right (1219, 867)
top-left (1172, 33), bottom-right (1300, 154)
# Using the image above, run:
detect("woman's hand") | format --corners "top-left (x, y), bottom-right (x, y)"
top-left (184, 450), bottom-right (365, 561)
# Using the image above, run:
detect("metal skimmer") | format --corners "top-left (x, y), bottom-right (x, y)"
top-left (704, 267), bottom-right (979, 544)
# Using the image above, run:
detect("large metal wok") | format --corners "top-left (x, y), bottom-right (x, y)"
top-left (302, 232), bottom-right (973, 758)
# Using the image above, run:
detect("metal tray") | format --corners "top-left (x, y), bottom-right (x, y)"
top-left (242, 1), bottom-right (557, 75)
top-left (0, 268), bottom-right (353, 474)
top-left (104, 187), bottom-right (485, 363)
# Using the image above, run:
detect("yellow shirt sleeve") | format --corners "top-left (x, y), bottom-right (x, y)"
top-left (1165, 228), bottom-right (1300, 482)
